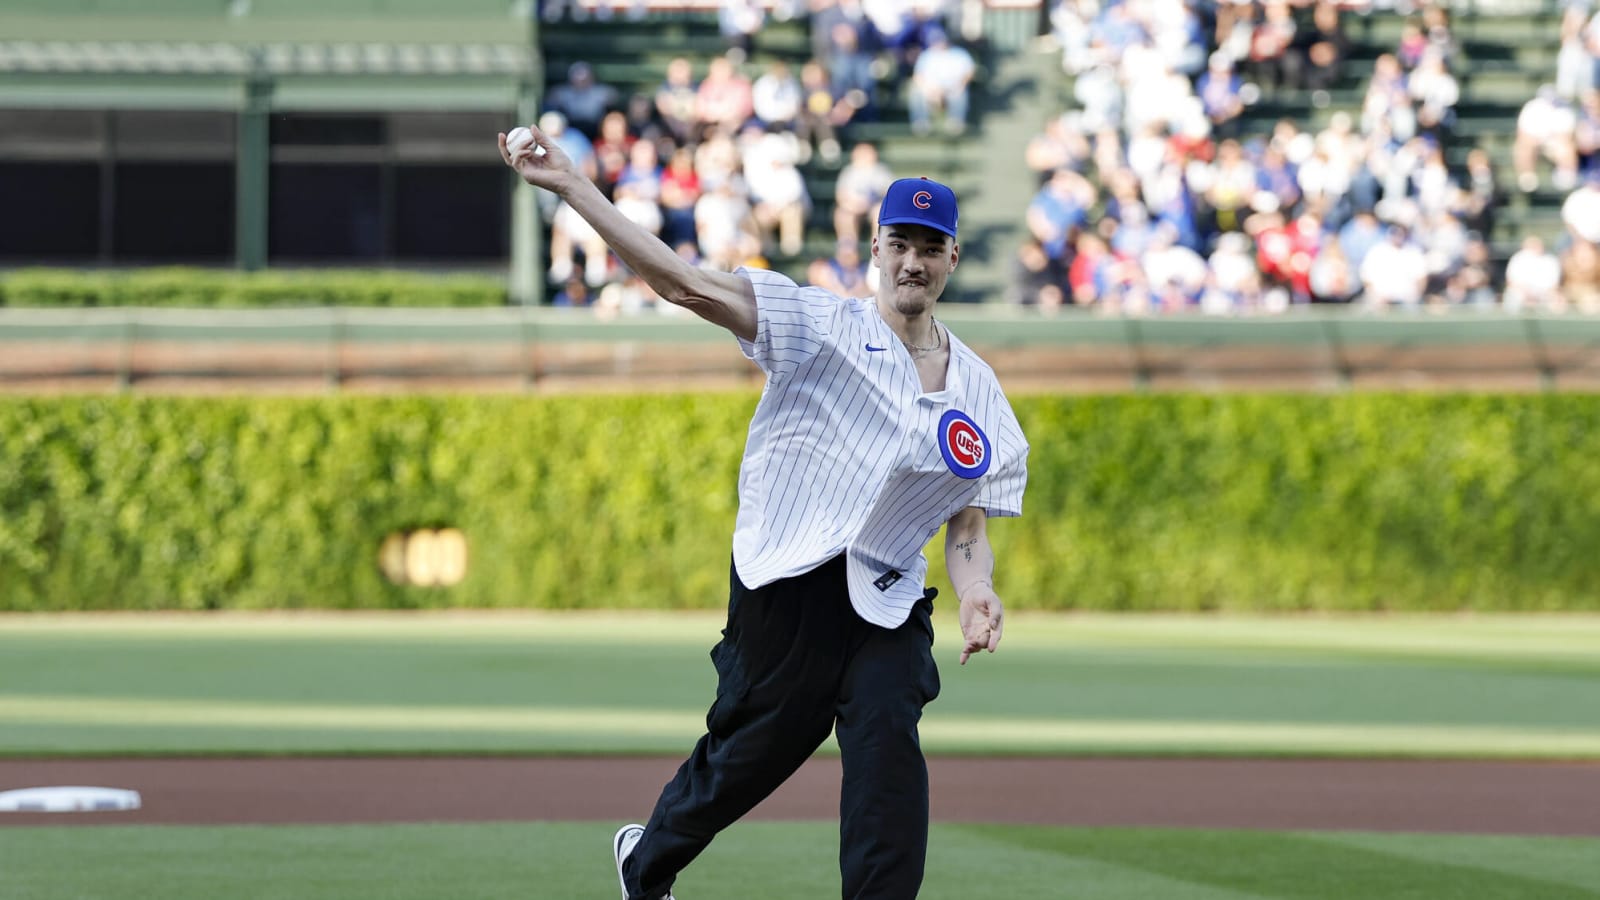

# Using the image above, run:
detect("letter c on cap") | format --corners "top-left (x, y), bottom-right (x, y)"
top-left (912, 191), bottom-right (933, 209)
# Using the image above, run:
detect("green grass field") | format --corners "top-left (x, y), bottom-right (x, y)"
top-left (2, 612), bottom-right (1599, 757)
top-left (3, 613), bottom-right (1599, 898)
top-left (3, 822), bottom-right (1598, 899)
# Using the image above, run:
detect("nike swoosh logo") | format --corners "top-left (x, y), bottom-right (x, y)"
top-left (866, 344), bottom-right (888, 352)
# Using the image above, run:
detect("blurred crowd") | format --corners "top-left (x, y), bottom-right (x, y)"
top-left (535, 0), bottom-right (1598, 317)
top-left (1016, 0), bottom-right (1600, 315)
top-left (535, 0), bottom-right (970, 314)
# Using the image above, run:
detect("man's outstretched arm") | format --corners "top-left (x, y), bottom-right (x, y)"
top-left (499, 127), bottom-right (757, 341)
top-left (945, 505), bottom-right (1004, 666)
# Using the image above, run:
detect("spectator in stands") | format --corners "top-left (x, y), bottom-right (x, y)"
top-left (742, 126), bottom-right (811, 256)
top-left (1197, 53), bottom-right (1245, 141)
top-left (1154, 0), bottom-right (1209, 79)
top-left (1308, 241), bottom-right (1359, 303)
top-left (1419, 209), bottom-right (1469, 302)
top-left (1026, 112), bottom-right (1093, 178)
top-left (616, 139), bottom-right (664, 205)
top-left (1562, 169), bottom-right (1600, 245)
top-left (832, 141), bottom-right (895, 244)
top-left (752, 60), bottom-right (805, 142)
top-left (534, 112), bottom-right (597, 221)
top-left (1359, 224), bottom-right (1428, 308)
top-left (614, 177), bottom-right (664, 244)
top-left (1296, 0), bottom-right (1348, 98)
top-left (1255, 142), bottom-right (1303, 219)
top-left (1420, 4), bottom-right (1459, 66)
top-left (694, 129), bottom-right (743, 190)
top-left (1574, 89), bottom-right (1600, 175)
top-left (1028, 167), bottom-right (1095, 266)
top-left (1396, 19), bottom-right (1429, 72)
top-left (1407, 48), bottom-right (1459, 142)
top-left (820, 9), bottom-right (878, 119)
top-left (1255, 207), bottom-right (1321, 303)
top-left (1456, 147), bottom-right (1503, 239)
top-left (1203, 231), bottom-right (1258, 311)
top-left (1410, 137), bottom-right (1454, 218)
top-left (694, 177), bottom-right (761, 271)
top-left (1295, 143), bottom-right (1349, 224)
top-left (656, 57), bottom-right (701, 145)
top-left (1010, 236), bottom-right (1067, 311)
top-left (597, 273), bottom-right (661, 317)
top-left (1104, 167), bottom-right (1147, 227)
top-left (1515, 85), bottom-right (1580, 193)
top-left (1248, 0), bottom-right (1299, 94)
top-left (1068, 229), bottom-right (1117, 308)
top-left (908, 27), bottom-right (975, 135)
top-left (1503, 235), bottom-right (1565, 312)
top-left (810, 0), bottom-right (866, 62)
top-left (1338, 210), bottom-right (1385, 274)
top-left (1142, 223), bottom-right (1209, 310)
top-left (551, 274), bottom-right (594, 307)
top-left (1562, 236), bottom-right (1600, 312)
top-left (1215, 1), bottom-right (1256, 72)
top-left (1073, 63), bottom-right (1124, 134)
top-left (863, 0), bottom-right (913, 78)
top-left (545, 61), bottom-right (621, 140)
top-left (829, 237), bottom-right (872, 296)
top-left (809, 238), bottom-right (872, 297)
top-left (591, 111), bottom-right (635, 198)
top-left (550, 197), bottom-right (613, 287)
top-left (1109, 195), bottom-right (1158, 261)
top-left (659, 146), bottom-right (703, 248)
top-left (1205, 139), bottom-right (1258, 234)
top-left (1362, 53), bottom-right (1416, 142)
top-left (696, 54), bottom-right (755, 136)
top-left (719, 0), bottom-right (765, 54)
top-left (1049, 0), bottom-right (1095, 74)
top-left (1557, 3), bottom-right (1599, 101)
top-left (796, 60), bottom-right (847, 163)
top-left (1442, 235), bottom-right (1496, 308)
top-left (625, 94), bottom-right (671, 157)
top-left (1122, 53), bottom-right (1196, 139)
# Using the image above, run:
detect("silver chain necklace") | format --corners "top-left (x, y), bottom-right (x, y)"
top-left (902, 318), bottom-right (942, 355)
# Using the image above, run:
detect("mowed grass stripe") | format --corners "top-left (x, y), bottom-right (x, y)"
top-left (962, 826), bottom-right (1600, 899)
top-left (5, 695), bottom-right (1600, 757)
top-left (4, 614), bottom-right (1599, 757)
top-left (1, 822), bottom-right (1596, 900)
top-left (6, 612), bottom-right (1600, 660)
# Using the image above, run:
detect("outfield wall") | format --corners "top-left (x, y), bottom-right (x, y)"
top-left (3, 393), bottom-right (1597, 612)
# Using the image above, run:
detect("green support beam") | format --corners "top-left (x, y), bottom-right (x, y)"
top-left (236, 65), bottom-right (271, 271)
top-left (509, 14), bottom-right (542, 306)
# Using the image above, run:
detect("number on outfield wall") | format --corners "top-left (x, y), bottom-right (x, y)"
top-left (379, 528), bottom-right (468, 587)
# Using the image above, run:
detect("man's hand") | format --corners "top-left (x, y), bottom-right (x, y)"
top-left (957, 583), bottom-right (1004, 665)
top-left (498, 125), bottom-right (580, 197)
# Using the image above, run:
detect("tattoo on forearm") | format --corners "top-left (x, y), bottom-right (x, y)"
top-left (955, 539), bottom-right (976, 562)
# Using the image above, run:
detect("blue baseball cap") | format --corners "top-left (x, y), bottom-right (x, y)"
top-left (878, 176), bottom-right (959, 238)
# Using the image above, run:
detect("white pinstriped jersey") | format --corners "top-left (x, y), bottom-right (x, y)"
top-left (731, 267), bottom-right (1030, 628)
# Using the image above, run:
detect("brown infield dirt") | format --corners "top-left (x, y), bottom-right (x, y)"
top-left (1, 757), bottom-right (1598, 836)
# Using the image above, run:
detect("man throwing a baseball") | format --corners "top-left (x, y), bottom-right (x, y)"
top-left (500, 124), bottom-right (1028, 900)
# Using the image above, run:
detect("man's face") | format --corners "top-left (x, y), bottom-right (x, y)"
top-left (872, 224), bottom-right (958, 315)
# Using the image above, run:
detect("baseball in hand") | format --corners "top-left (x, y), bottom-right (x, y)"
top-left (506, 126), bottom-right (536, 156)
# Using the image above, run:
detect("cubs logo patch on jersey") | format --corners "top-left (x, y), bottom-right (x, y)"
top-left (938, 410), bottom-right (990, 479)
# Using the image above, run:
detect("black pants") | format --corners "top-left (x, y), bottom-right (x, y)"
top-left (623, 555), bottom-right (941, 900)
